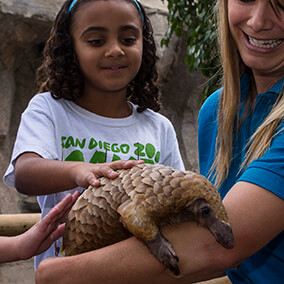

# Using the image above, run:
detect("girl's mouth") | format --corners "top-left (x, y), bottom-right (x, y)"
top-left (247, 35), bottom-right (283, 49)
top-left (103, 65), bottom-right (126, 70)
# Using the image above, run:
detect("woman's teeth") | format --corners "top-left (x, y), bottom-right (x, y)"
top-left (248, 36), bottom-right (283, 48)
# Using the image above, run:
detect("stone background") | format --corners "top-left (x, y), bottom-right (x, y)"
top-left (0, 0), bottom-right (205, 283)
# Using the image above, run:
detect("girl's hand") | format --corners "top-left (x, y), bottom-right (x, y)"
top-left (70, 160), bottom-right (144, 188)
top-left (16, 191), bottom-right (80, 260)
top-left (15, 152), bottom-right (144, 195)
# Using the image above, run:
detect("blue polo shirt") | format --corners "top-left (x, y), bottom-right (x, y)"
top-left (198, 73), bottom-right (284, 283)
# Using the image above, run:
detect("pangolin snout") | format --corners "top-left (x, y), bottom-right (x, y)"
top-left (213, 221), bottom-right (234, 249)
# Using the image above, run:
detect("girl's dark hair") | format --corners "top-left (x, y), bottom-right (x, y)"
top-left (36, 0), bottom-right (160, 112)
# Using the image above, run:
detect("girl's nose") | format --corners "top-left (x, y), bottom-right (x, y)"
top-left (105, 41), bottom-right (125, 57)
top-left (247, 5), bottom-right (274, 32)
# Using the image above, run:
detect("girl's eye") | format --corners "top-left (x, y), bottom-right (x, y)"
top-left (88, 39), bottom-right (104, 46)
top-left (122, 38), bottom-right (137, 45)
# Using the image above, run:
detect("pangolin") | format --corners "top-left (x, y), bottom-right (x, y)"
top-left (63, 164), bottom-right (234, 275)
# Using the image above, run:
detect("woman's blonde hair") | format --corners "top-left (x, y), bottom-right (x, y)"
top-left (210, 0), bottom-right (284, 188)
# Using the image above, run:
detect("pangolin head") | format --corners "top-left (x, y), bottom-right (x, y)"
top-left (181, 171), bottom-right (229, 222)
top-left (180, 171), bottom-right (234, 248)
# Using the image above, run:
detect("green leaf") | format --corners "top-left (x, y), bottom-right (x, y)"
top-left (162, 0), bottom-right (221, 100)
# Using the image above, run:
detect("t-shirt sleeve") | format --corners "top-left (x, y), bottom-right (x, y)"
top-left (238, 125), bottom-right (284, 200)
top-left (3, 95), bottom-right (59, 187)
top-left (161, 118), bottom-right (185, 171)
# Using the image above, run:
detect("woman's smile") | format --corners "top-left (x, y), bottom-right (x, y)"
top-left (243, 32), bottom-right (284, 52)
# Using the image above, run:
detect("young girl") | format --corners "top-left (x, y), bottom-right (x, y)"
top-left (3, 0), bottom-right (184, 269)
top-left (35, 0), bottom-right (284, 283)
top-left (0, 191), bottom-right (79, 263)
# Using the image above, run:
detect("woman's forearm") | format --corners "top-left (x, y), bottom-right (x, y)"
top-left (36, 237), bottom-right (170, 284)
top-left (36, 223), bottom-right (230, 284)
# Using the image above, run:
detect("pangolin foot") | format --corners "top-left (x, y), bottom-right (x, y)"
top-left (145, 232), bottom-right (180, 275)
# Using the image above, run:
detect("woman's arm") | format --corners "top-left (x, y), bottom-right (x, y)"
top-left (14, 152), bottom-right (143, 195)
top-left (0, 191), bottom-right (79, 263)
top-left (35, 181), bottom-right (284, 284)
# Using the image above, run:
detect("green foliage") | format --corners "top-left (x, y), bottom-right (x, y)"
top-left (161, 0), bottom-right (221, 99)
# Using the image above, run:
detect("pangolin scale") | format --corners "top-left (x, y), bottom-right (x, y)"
top-left (63, 164), bottom-right (234, 275)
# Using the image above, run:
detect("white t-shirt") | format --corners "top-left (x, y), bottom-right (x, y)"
top-left (3, 92), bottom-right (184, 268)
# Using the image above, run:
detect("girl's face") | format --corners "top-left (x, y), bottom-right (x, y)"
top-left (71, 0), bottom-right (143, 96)
top-left (228, 0), bottom-right (284, 78)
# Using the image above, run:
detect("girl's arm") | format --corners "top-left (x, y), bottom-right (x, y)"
top-left (14, 152), bottom-right (143, 195)
top-left (0, 191), bottom-right (79, 263)
top-left (35, 181), bottom-right (284, 284)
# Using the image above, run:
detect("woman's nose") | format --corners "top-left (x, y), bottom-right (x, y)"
top-left (247, 5), bottom-right (274, 32)
top-left (105, 41), bottom-right (125, 57)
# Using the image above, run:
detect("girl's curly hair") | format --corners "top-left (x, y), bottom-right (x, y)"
top-left (36, 0), bottom-right (160, 113)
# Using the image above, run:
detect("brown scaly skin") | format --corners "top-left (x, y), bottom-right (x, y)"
top-left (63, 164), bottom-right (234, 275)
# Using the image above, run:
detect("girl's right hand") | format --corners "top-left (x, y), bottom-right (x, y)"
top-left (15, 152), bottom-right (144, 195)
top-left (70, 160), bottom-right (144, 188)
